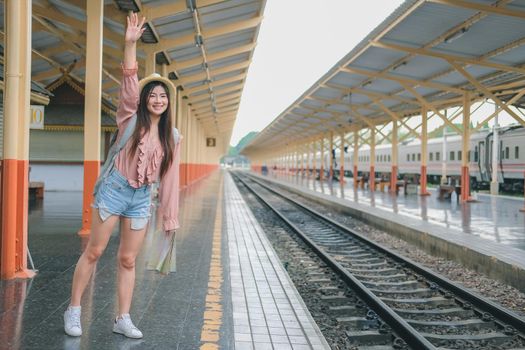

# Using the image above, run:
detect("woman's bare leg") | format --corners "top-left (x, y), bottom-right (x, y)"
top-left (70, 209), bottom-right (119, 306)
top-left (117, 217), bottom-right (147, 316)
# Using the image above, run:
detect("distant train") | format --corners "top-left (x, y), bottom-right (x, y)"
top-left (316, 126), bottom-right (525, 193)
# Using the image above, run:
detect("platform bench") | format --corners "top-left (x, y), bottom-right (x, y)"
top-left (438, 185), bottom-right (460, 201)
top-left (29, 181), bottom-right (44, 199)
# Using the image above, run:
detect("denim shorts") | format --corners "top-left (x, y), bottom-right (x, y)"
top-left (92, 168), bottom-right (151, 230)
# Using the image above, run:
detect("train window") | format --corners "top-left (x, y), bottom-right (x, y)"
top-left (388, 155), bottom-right (391, 162)
top-left (407, 154), bottom-right (410, 162)
top-left (467, 151), bottom-right (470, 162)
top-left (450, 151), bottom-right (455, 161)
top-left (429, 152), bottom-right (433, 161)
top-left (516, 146), bottom-right (519, 159)
top-left (436, 152), bottom-right (440, 161)
top-left (417, 153), bottom-right (421, 161)
top-left (474, 148), bottom-right (478, 162)
top-left (505, 147), bottom-right (509, 159)
top-left (458, 151), bottom-right (462, 161)
top-left (412, 153), bottom-right (415, 161)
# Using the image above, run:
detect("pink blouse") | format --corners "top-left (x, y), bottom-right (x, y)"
top-left (114, 65), bottom-right (181, 231)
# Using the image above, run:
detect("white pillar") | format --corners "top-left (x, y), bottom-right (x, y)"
top-left (80, 0), bottom-right (104, 235)
top-left (441, 110), bottom-right (448, 185)
top-left (491, 104), bottom-right (499, 195)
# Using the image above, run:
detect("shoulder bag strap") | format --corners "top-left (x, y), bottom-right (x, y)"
top-left (117, 114), bottom-right (137, 151)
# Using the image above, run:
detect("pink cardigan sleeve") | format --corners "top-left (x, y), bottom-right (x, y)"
top-left (116, 64), bottom-right (139, 132)
top-left (159, 135), bottom-right (182, 231)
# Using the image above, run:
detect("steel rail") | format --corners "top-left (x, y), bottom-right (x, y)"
top-left (242, 172), bottom-right (525, 335)
top-left (233, 172), bottom-right (436, 349)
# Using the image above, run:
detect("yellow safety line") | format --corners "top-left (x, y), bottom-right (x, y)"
top-left (200, 180), bottom-right (224, 350)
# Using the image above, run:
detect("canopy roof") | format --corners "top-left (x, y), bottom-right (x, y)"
top-left (0, 0), bottom-right (266, 141)
top-left (243, 0), bottom-right (525, 154)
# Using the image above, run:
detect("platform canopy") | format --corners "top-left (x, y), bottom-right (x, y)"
top-left (0, 0), bottom-right (265, 141)
top-left (242, 0), bottom-right (525, 155)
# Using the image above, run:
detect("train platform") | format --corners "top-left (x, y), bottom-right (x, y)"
top-left (251, 171), bottom-right (525, 292)
top-left (0, 170), bottom-right (329, 350)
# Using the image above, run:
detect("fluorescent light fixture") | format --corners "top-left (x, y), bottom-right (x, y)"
top-left (444, 27), bottom-right (468, 44)
top-left (392, 61), bottom-right (407, 71)
top-left (195, 34), bottom-right (204, 47)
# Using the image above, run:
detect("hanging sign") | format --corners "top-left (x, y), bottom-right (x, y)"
top-left (206, 137), bottom-right (216, 147)
top-left (30, 105), bottom-right (45, 129)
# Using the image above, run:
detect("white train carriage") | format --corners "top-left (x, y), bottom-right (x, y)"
top-left (314, 126), bottom-right (524, 192)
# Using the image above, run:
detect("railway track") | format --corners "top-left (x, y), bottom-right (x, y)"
top-left (232, 171), bottom-right (525, 350)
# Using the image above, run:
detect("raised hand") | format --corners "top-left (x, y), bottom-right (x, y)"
top-left (125, 12), bottom-right (146, 44)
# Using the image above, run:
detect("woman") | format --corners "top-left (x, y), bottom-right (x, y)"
top-left (64, 13), bottom-right (181, 339)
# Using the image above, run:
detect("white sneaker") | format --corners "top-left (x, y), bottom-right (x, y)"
top-left (113, 314), bottom-right (143, 339)
top-left (64, 306), bottom-right (82, 337)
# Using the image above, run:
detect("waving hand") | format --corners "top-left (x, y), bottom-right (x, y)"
top-left (125, 12), bottom-right (146, 44)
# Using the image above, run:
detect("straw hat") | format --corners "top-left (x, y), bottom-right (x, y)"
top-left (138, 73), bottom-right (177, 120)
top-left (138, 73), bottom-right (176, 98)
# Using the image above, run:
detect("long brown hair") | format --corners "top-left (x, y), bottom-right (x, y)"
top-left (129, 81), bottom-right (174, 179)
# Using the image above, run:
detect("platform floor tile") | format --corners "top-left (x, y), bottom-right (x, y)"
top-left (2, 172), bottom-right (235, 350)
top-left (225, 174), bottom-right (330, 350)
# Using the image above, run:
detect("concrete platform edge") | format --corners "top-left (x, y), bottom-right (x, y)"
top-left (250, 173), bottom-right (525, 293)
top-left (226, 173), bottom-right (331, 349)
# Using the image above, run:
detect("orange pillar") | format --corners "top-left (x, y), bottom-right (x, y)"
top-left (420, 107), bottom-right (430, 196)
top-left (306, 143), bottom-right (310, 178)
top-left (420, 166), bottom-right (428, 194)
top-left (370, 127), bottom-right (375, 192)
top-left (353, 130), bottom-right (359, 189)
top-left (311, 141), bottom-right (316, 179)
top-left (461, 93), bottom-right (472, 202)
top-left (1, 0), bottom-right (35, 279)
top-left (520, 172), bottom-right (525, 212)
top-left (79, 0), bottom-right (104, 235)
top-left (390, 120), bottom-right (398, 194)
top-left (319, 137), bottom-right (324, 181)
top-left (299, 145), bottom-right (304, 176)
top-left (340, 132), bottom-right (345, 184)
top-left (391, 166), bottom-right (398, 194)
top-left (461, 166), bottom-right (471, 202)
top-left (329, 132), bottom-right (334, 180)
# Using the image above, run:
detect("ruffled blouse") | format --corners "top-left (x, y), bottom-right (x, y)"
top-left (113, 64), bottom-right (181, 231)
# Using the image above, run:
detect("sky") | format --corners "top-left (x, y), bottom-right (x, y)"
top-left (229, 0), bottom-right (406, 146)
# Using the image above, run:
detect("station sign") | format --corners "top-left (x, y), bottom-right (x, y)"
top-left (206, 137), bottom-right (216, 147)
top-left (30, 105), bottom-right (45, 129)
